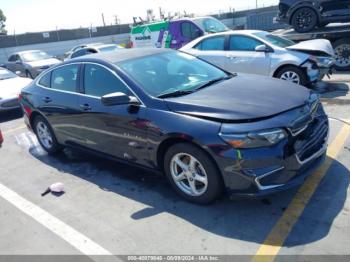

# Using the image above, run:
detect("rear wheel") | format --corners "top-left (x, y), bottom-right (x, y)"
top-left (33, 115), bottom-right (62, 154)
top-left (333, 38), bottom-right (350, 71)
top-left (275, 66), bottom-right (308, 87)
top-left (164, 143), bottom-right (224, 204)
top-left (291, 7), bottom-right (318, 33)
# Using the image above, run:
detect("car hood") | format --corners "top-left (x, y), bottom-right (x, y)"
top-left (0, 77), bottom-right (32, 98)
top-left (165, 74), bottom-right (311, 122)
top-left (27, 58), bottom-right (61, 68)
top-left (286, 39), bottom-right (335, 57)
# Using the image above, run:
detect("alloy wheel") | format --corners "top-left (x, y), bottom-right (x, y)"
top-left (295, 10), bottom-right (313, 30)
top-left (335, 44), bottom-right (350, 68)
top-left (170, 153), bottom-right (208, 197)
top-left (36, 121), bottom-right (53, 149)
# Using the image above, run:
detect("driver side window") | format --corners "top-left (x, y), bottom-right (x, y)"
top-left (229, 36), bottom-right (262, 51)
top-left (84, 64), bottom-right (131, 97)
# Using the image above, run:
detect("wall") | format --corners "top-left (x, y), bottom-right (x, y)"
top-left (0, 33), bottom-right (129, 64)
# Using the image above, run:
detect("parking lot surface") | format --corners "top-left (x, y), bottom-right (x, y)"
top-left (0, 74), bottom-right (350, 261)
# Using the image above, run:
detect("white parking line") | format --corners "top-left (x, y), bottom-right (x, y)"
top-left (0, 183), bottom-right (113, 257)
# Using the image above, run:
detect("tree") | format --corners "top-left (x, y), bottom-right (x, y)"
top-left (0, 9), bottom-right (7, 35)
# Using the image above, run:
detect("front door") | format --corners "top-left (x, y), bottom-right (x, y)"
top-left (224, 35), bottom-right (271, 76)
top-left (77, 63), bottom-right (148, 164)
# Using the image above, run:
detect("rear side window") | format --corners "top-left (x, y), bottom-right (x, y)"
top-left (181, 22), bottom-right (202, 40)
top-left (8, 55), bottom-right (19, 62)
top-left (195, 36), bottom-right (225, 51)
top-left (38, 72), bottom-right (51, 88)
top-left (51, 64), bottom-right (79, 92)
top-left (84, 64), bottom-right (131, 97)
top-left (229, 35), bottom-right (262, 51)
top-left (71, 49), bottom-right (87, 59)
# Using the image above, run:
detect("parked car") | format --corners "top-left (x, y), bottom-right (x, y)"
top-left (63, 43), bottom-right (104, 60)
top-left (4, 50), bottom-right (60, 79)
top-left (0, 129), bottom-right (3, 147)
top-left (130, 16), bottom-right (229, 49)
top-left (67, 44), bottom-right (124, 60)
top-left (181, 30), bottom-right (335, 86)
top-left (20, 49), bottom-right (329, 204)
top-left (0, 67), bottom-right (32, 112)
top-left (277, 0), bottom-right (350, 33)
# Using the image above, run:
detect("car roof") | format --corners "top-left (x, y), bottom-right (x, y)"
top-left (74, 48), bottom-right (173, 64)
top-left (15, 50), bottom-right (42, 55)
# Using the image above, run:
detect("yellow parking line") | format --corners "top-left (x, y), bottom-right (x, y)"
top-left (251, 120), bottom-right (350, 262)
top-left (3, 125), bottom-right (27, 135)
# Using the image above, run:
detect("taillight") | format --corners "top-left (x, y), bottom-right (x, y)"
top-left (18, 93), bottom-right (23, 101)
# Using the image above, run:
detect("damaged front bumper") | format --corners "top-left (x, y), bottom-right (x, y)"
top-left (212, 104), bottom-right (329, 197)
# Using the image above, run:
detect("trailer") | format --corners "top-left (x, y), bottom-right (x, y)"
top-left (273, 23), bottom-right (350, 71)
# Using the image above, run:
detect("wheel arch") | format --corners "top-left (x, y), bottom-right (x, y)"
top-left (156, 136), bottom-right (223, 179)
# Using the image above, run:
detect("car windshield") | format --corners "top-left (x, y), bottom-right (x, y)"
top-left (21, 51), bottom-right (52, 62)
top-left (99, 45), bottom-right (121, 52)
top-left (117, 51), bottom-right (229, 98)
top-left (194, 17), bottom-right (229, 33)
top-left (0, 68), bottom-right (17, 80)
top-left (252, 32), bottom-right (295, 48)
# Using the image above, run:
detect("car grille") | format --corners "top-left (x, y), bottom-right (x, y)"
top-left (293, 117), bottom-right (328, 162)
top-left (1, 98), bottom-right (19, 108)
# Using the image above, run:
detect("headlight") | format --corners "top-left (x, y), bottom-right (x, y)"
top-left (315, 57), bottom-right (334, 68)
top-left (219, 128), bottom-right (287, 148)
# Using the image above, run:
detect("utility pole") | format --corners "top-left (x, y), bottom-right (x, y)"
top-left (101, 13), bottom-right (106, 26)
top-left (256, 0), bottom-right (258, 9)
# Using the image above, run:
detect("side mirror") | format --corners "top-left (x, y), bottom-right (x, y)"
top-left (101, 92), bottom-right (140, 106)
top-left (255, 45), bottom-right (272, 53)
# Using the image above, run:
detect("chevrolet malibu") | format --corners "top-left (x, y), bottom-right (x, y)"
top-left (19, 49), bottom-right (329, 204)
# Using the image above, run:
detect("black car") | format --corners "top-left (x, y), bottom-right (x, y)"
top-left (19, 49), bottom-right (329, 204)
top-left (278, 0), bottom-right (350, 32)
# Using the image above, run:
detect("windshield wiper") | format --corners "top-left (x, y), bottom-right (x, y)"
top-left (158, 90), bottom-right (194, 99)
top-left (194, 75), bottom-right (233, 92)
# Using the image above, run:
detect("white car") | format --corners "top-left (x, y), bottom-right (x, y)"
top-left (180, 30), bottom-right (335, 86)
top-left (0, 67), bottom-right (32, 112)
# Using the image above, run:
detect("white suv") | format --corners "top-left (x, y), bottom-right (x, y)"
top-left (180, 30), bottom-right (335, 86)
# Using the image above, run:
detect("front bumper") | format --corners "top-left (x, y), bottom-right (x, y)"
top-left (214, 106), bottom-right (329, 197)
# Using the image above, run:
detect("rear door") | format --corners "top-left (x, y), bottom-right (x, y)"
top-left (36, 64), bottom-right (83, 145)
top-left (6, 55), bottom-right (23, 76)
top-left (321, 0), bottom-right (350, 17)
top-left (77, 63), bottom-right (148, 163)
top-left (225, 35), bottom-right (271, 76)
top-left (188, 35), bottom-right (227, 69)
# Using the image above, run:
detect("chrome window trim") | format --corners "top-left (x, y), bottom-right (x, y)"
top-left (35, 61), bottom-right (145, 107)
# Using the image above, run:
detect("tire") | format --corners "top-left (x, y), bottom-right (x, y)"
top-left (291, 7), bottom-right (318, 33)
top-left (33, 115), bottom-right (62, 154)
top-left (164, 143), bottom-right (224, 204)
top-left (25, 70), bottom-right (34, 79)
top-left (275, 66), bottom-right (309, 87)
top-left (333, 38), bottom-right (350, 71)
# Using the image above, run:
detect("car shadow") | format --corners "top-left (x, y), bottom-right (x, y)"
top-left (29, 146), bottom-right (350, 247)
top-left (0, 109), bottom-right (23, 123)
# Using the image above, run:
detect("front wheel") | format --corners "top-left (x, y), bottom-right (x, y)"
top-left (333, 38), bottom-right (350, 71)
top-left (164, 143), bottom-right (224, 204)
top-left (33, 115), bottom-right (62, 154)
top-left (275, 66), bottom-right (308, 87)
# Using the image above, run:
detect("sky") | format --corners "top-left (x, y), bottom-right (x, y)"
top-left (1, 0), bottom-right (278, 34)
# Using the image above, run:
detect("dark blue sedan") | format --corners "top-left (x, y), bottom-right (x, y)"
top-left (19, 48), bottom-right (329, 204)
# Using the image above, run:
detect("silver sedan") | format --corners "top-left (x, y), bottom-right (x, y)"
top-left (0, 67), bottom-right (32, 112)
top-left (4, 50), bottom-right (60, 79)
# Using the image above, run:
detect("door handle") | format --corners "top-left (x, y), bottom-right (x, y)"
top-left (80, 103), bottom-right (92, 111)
top-left (42, 97), bottom-right (52, 103)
